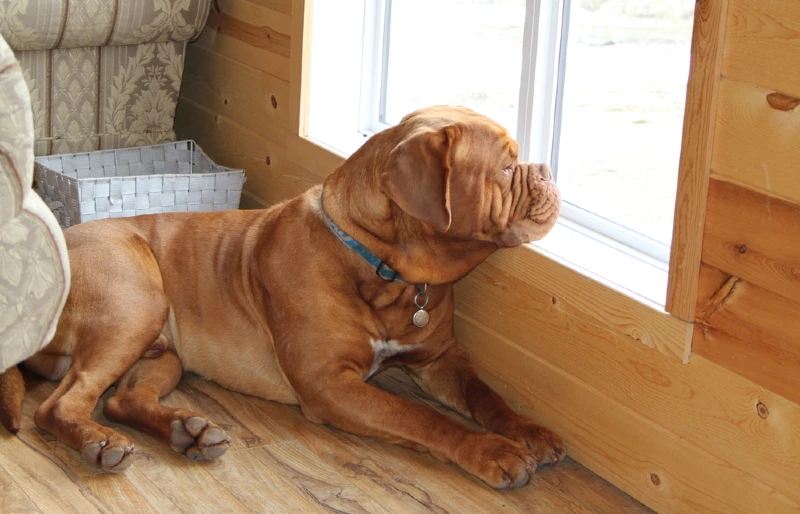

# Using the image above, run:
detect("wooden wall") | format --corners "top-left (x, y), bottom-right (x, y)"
top-left (174, 0), bottom-right (800, 512)
top-left (693, 0), bottom-right (800, 408)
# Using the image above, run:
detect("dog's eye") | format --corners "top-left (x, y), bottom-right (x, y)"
top-left (501, 166), bottom-right (514, 176)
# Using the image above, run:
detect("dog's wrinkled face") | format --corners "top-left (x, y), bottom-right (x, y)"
top-left (381, 106), bottom-right (561, 247)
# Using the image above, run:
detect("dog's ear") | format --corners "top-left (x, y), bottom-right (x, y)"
top-left (381, 126), bottom-right (458, 232)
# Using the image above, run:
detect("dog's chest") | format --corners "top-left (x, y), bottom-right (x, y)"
top-left (367, 338), bottom-right (414, 379)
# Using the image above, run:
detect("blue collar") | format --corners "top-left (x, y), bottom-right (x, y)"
top-left (319, 193), bottom-right (407, 283)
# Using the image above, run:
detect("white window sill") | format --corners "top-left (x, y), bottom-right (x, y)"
top-left (531, 218), bottom-right (668, 308)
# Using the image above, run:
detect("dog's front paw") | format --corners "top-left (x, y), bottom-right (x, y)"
top-left (502, 421), bottom-right (566, 470)
top-left (454, 432), bottom-right (536, 489)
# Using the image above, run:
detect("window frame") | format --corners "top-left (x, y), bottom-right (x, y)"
top-left (354, 0), bottom-right (676, 265)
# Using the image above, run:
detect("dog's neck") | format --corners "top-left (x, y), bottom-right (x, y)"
top-left (321, 137), bottom-right (497, 286)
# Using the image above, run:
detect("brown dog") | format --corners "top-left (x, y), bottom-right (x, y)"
top-left (0, 105), bottom-right (563, 488)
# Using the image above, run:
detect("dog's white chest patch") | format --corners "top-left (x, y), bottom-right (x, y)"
top-left (367, 339), bottom-right (411, 379)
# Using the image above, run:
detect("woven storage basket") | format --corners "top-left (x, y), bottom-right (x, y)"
top-left (33, 141), bottom-right (245, 229)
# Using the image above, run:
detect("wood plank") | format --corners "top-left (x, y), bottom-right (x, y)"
top-left (175, 99), bottom-right (323, 205)
top-left (702, 176), bottom-right (800, 305)
top-left (127, 432), bottom-right (253, 513)
top-left (696, 264), bottom-right (800, 359)
top-left (722, 0), bottom-right (800, 98)
top-left (289, 0), bottom-right (312, 135)
top-left (195, 0), bottom-right (292, 81)
top-left (201, 447), bottom-right (330, 514)
top-left (711, 77), bottom-right (800, 203)
top-left (0, 425), bottom-right (103, 513)
top-left (694, 323), bottom-right (800, 406)
top-left (244, 391), bottom-right (591, 514)
top-left (247, 0), bottom-right (292, 16)
top-left (454, 259), bottom-right (800, 502)
top-left (0, 464), bottom-right (41, 514)
top-left (286, 132), bottom-right (345, 179)
top-left (666, 0), bottom-right (730, 320)
top-left (253, 441), bottom-right (391, 513)
top-left (537, 459), bottom-right (654, 514)
top-left (453, 313), bottom-right (800, 514)
top-left (483, 247), bottom-right (690, 362)
top-left (80, 469), bottom-right (183, 514)
top-left (181, 44), bottom-right (290, 145)
top-left (214, 0), bottom-right (292, 57)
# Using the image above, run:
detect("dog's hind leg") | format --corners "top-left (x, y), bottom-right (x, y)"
top-left (103, 349), bottom-right (230, 461)
top-left (33, 237), bottom-right (171, 472)
top-left (33, 310), bottom-right (168, 471)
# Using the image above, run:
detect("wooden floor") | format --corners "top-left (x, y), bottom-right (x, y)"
top-left (0, 368), bottom-right (651, 514)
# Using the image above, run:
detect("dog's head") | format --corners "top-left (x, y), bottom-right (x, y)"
top-left (381, 105), bottom-right (561, 248)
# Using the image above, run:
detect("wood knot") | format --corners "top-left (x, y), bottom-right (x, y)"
top-left (265, 156), bottom-right (271, 166)
top-left (223, 98), bottom-right (228, 106)
top-left (767, 92), bottom-right (800, 112)
top-left (649, 473), bottom-right (661, 486)
top-left (756, 401), bottom-right (769, 419)
top-left (551, 296), bottom-right (557, 305)
top-left (271, 95), bottom-right (278, 109)
top-left (737, 244), bottom-right (747, 254)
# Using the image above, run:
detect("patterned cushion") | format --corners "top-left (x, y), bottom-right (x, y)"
top-left (2, 0), bottom-right (212, 156)
top-left (0, 33), bottom-right (70, 371)
top-left (0, 0), bottom-right (211, 51)
top-left (18, 40), bottom-right (187, 155)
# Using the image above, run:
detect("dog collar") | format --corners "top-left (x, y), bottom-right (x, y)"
top-left (319, 193), bottom-right (406, 283)
top-left (319, 192), bottom-right (431, 328)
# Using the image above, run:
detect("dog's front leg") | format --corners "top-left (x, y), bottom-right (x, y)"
top-left (407, 343), bottom-right (566, 470)
top-left (294, 369), bottom-right (536, 489)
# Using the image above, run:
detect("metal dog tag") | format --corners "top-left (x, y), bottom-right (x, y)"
top-left (413, 284), bottom-right (430, 328)
top-left (413, 309), bottom-right (430, 328)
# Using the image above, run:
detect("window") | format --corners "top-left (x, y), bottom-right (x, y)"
top-left (307, 0), bottom-right (695, 269)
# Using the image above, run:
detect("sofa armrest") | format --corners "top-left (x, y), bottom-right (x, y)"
top-left (0, 34), bottom-right (71, 370)
top-left (0, 0), bottom-right (211, 51)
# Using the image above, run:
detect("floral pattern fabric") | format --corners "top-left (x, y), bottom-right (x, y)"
top-left (1, 0), bottom-right (210, 156)
top-left (0, 0), bottom-right (210, 51)
top-left (0, 33), bottom-right (70, 371)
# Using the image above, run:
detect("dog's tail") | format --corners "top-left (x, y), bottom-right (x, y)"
top-left (0, 365), bottom-right (25, 433)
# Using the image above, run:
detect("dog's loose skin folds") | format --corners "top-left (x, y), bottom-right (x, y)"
top-left (0, 106), bottom-right (564, 488)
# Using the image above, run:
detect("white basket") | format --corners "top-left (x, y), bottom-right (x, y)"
top-left (33, 140), bottom-right (245, 229)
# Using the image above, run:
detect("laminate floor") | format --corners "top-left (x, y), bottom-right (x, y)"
top-left (0, 368), bottom-right (652, 513)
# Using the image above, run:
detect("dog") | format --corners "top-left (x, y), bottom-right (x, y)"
top-left (0, 105), bottom-right (563, 489)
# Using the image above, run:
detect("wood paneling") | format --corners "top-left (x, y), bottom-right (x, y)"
top-left (694, 261), bottom-right (800, 404)
top-left (196, 0), bottom-right (291, 81)
top-left (702, 177), bottom-right (800, 305)
top-left (481, 249), bottom-right (690, 362)
top-left (696, 265), bottom-right (800, 359)
top-left (666, 0), bottom-right (729, 321)
top-left (454, 259), bottom-right (800, 502)
top-left (453, 314), bottom-right (799, 514)
top-left (181, 46), bottom-right (290, 145)
top-left (712, 77), bottom-right (800, 202)
top-left (723, 0), bottom-right (800, 98)
top-left (694, 324), bottom-right (800, 406)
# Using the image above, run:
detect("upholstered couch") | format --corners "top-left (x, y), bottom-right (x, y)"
top-left (0, 0), bottom-right (211, 370)
top-left (0, 34), bottom-right (69, 371)
top-left (1, 0), bottom-right (211, 156)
